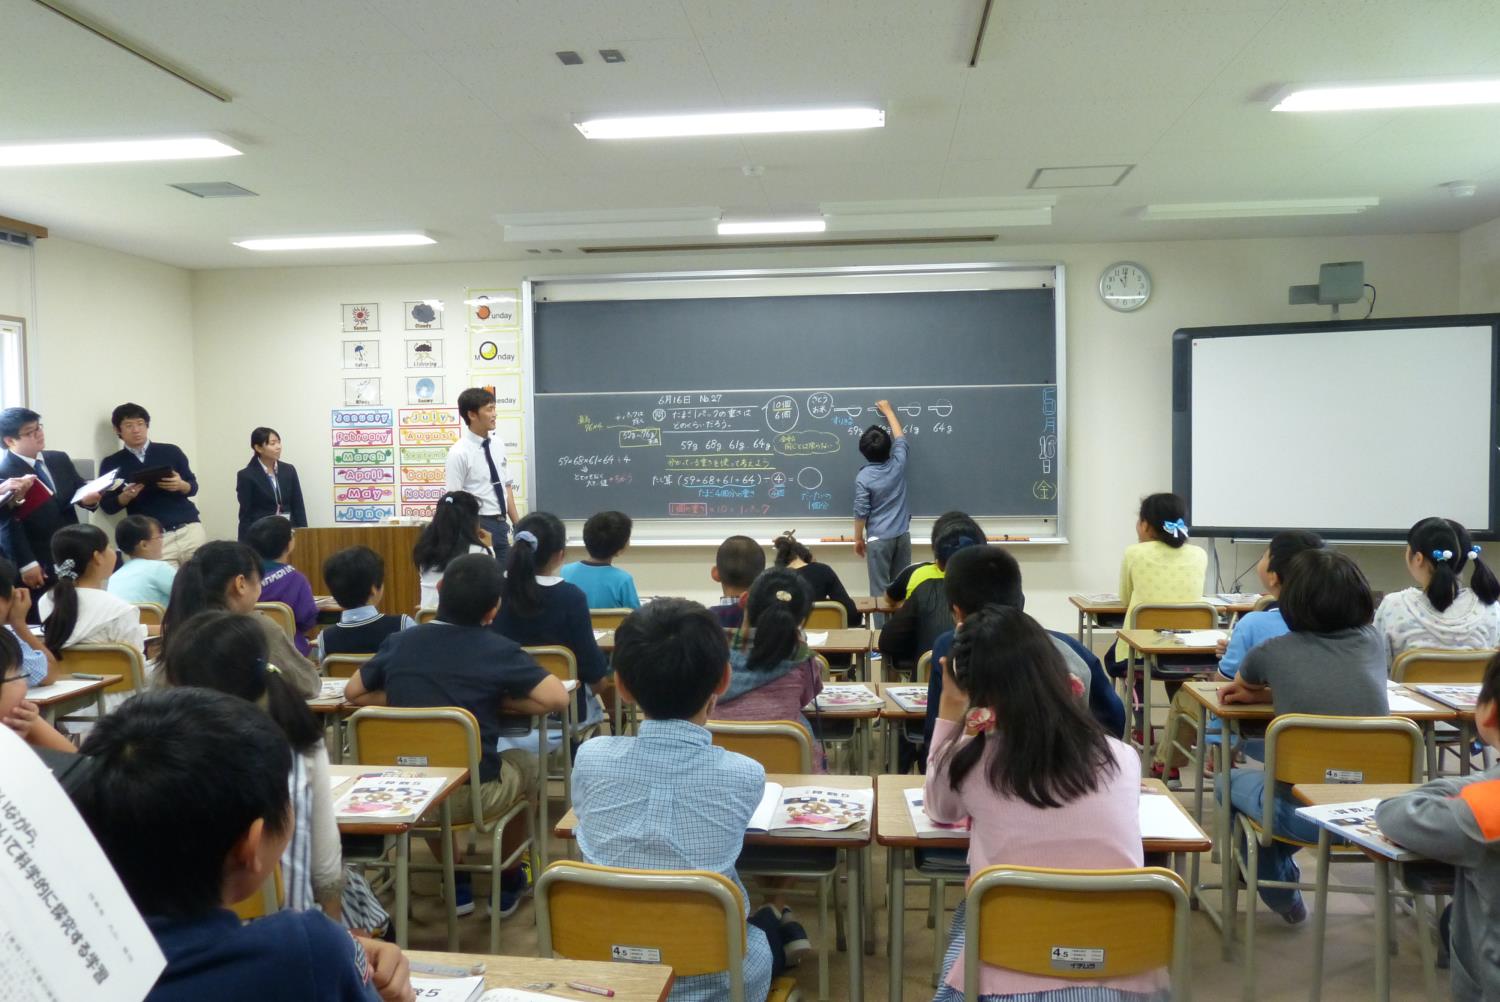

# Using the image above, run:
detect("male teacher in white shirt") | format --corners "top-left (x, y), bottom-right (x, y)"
top-left (446, 387), bottom-right (520, 567)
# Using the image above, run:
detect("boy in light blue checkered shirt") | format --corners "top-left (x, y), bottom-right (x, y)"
top-left (571, 598), bottom-right (809, 1002)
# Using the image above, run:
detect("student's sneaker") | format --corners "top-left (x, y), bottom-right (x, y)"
top-left (1149, 761), bottom-right (1182, 788)
top-left (498, 860), bottom-right (533, 919)
top-left (453, 872), bottom-right (475, 917)
top-left (779, 909), bottom-right (812, 968)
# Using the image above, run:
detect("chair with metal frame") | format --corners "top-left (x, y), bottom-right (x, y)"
top-left (805, 602), bottom-right (848, 631)
top-left (1392, 647), bottom-right (1496, 775)
top-left (537, 861), bottom-right (801, 1002)
top-left (1121, 601), bottom-right (1219, 772)
top-left (56, 643), bottom-right (149, 721)
top-left (809, 653), bottom-right (864, 774)
top-left (414, 607), bottom-right (438, 624)
top-left (707, 719), bottom-right (841, 1001)
top-left (321, 652), bottom-right (372, 679)
top-left (255, 600), bottom-right (298, 641)
top-left (1231, 713), bottom-right (1425, 1000)
top-left (347, 705), bottom-right (534, 953)
top-left (963, 865), bottom-right (1192, 1002)
top-left (230, 865), bottom-right (284, 922)
top-left (133, 602), bottom-right (165, 627)
top-left (589, 608), bottom-right (633, 631)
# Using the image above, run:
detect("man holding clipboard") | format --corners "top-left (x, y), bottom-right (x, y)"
top-left (99, 402), bottom-right (205, 568)
top-left (0, 407), bottom-right (102, 593)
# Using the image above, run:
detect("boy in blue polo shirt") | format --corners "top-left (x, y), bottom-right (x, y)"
top-left (852, 400), bottom-right (909, 626)
top-left (66, 687), bottom-right (411, 1002)
top-left (561, 510), bottom-right (641, 609)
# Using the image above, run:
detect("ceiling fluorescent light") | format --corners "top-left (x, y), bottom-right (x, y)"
top-left (576, 107), bottom-right (883, 140)
top-left (1274, 79), bottom-right (1500, 112)
top-left (717, 218), bottom-right (827, 236)
top-left (0, 136), bottom-right (240, 167)
top-left (1140, 198), bottom-right (1378, 221)
top-left (234, 233), bottom-right (435, 251)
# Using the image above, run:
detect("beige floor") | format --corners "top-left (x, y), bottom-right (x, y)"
top-left (395, 780), bottom-right (1447, 1002)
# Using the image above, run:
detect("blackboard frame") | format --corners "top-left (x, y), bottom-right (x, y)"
top-left (1171, 313), bottom-right (1500, 541)
top-left (519, 262), bottom-right (1070, 544)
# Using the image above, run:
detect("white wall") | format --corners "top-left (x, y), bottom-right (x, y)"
top-left (191, 232), bottom-right (1460, 627)
top-left (1460, 215), bottom-right (1500, 312)
top-left (0, 236), bottom-right (195, 487)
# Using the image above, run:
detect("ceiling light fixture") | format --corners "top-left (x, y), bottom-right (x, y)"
top-left (234, 233), bottom-right (436, 251)
top-left (717, 218), bottom-right (827, 236)
top-left (0, 136), bottom-right (241, 167)
top-left (576, 107), bottom-right (883, 140)
top-left (1139, 197), bottom-right (1378, 221)
top-left (1273, 79), bottom-right (1500, 112)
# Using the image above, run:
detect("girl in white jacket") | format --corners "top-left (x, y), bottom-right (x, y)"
top-left (1374, 517), bottom-right (1500, 657)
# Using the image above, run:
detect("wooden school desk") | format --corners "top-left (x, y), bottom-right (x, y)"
top-left (805, 685), bottom-right (883, 776)
top-left (405, 950), bottom-right (674, 1002)
top-left (1292, 783), bottom-right (1426, 1002)
top-left (1069, 594), bottom-right (1260, 649)
top-left (554, 773), bottom-right (875, 1002)
top-left (1115, 628), bottom-right (1223, 777)
top-left (1181, 682), bottom-right (1454, 954)
top-left (30, 674), bottom-right (121, 724)
top-left (876, 774), bottom-right (1210, 1002)
top-left (876, 682), bottom-right (927, 773)
top-left (853, 595), bottom-right (899, 624)
top-left (329, 763), bottom-right (469, 949)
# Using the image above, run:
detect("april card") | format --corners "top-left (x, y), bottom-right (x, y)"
top-left (334, 774), bottom-right (448, 821)
top-left (344, 377), bottom-right (382, 406)
top-left (406, 375), bottom-right (445, 405)
top-left (405, 337), bottom-right (443, 368)
top-left (342, 302), bottom-right (379, 332)
top-left (748, 784), bottom-right (874, 836)
top-left (342, 339), bottom-right (380, 369)
top-left (466, 288), bottom-right (519, 329)
top-left (404, 299), bottom-right (444, 330)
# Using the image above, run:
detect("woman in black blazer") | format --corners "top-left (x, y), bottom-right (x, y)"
top-left (236, 426), bottom-right (308, 540)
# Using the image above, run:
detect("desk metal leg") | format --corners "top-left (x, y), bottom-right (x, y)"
top-left (847, 849), bottom-right (864, 1002)
top-left (1077, 609), bottom-right (1086, 645)
top-left (1189, 702), bottom-right (1208, 896)
top-left (1310, 829), bottom-right (1331, 1002)
top-left (395, 833), bottom-right (410, 948)
top-left (1140, 654), bottom-right (1156, 777)
top-left (1218, 713), bottom-right (1234, 958)
top-left (440, 800), bottom-right (458, 950)
top-left (1460, 721), bottom-right (1474, 776)
top-left (1374, 857), bottom-right (1391, 1002)
top-left (888, 847), bottom-right (904, 1002)
top-left (536, 719), bottom-right (551, 869)
top-left (1423, 724), bottom-right (1438, 780)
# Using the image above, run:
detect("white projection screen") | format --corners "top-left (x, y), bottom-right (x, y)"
top-left (1173, 317), bottom-right (1499, 539)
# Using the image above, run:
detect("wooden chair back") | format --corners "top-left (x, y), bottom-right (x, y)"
top-left (590, 608), bottom-right (633, 631)
top-left (965, 866), bottom-right (1190, 998)
top-left (707, 719), bottom-right (814, 773)
top-left (321, 653), bottom-right (372, 679)
top-left (414, 608), bottom-right (438, 624)
top-left (1392, 647), bottom-right (1494, 685)
top-left (524, 645), bottom-right (579, 683)
top-left (1126, 602), bottom-right (1218, 632)
top-left (64, 643), bottom-right (147, 695)
top-left (230, 865), bottom-right (284, 921)
top-left (255, 601), bottom-right (297, 640)
top-left (347, 706), bottom-right (486, 830)
top-left (133, 602), bottom-right (165, 627)
top-left (1265, 714), bottom-right (1424, 790)
top-left (916, 651), bottom-right (934, 686)
top-left (805, 602), bottom-right (848, 630)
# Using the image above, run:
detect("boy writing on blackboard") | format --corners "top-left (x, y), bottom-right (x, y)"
top-left (852, 400), bottom-right (909, 625)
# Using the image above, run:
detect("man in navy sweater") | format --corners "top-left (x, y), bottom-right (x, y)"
top-left (99, 402), bottom-right (205, 568)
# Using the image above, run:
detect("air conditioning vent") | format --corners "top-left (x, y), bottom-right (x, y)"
top-left (579, 234), bottom-right (1000, 254)
top-left (169, 181), bottom-right (259, 198)
top-left (0, 230), bottom-right (31, 247)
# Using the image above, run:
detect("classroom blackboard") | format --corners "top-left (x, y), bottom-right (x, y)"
top-left (532, 286), bottom-right (1061, 523)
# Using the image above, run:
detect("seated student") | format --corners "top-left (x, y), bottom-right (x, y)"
top-left (346, 553), bottom-right (568, 917)
top-left (246, 515), bottom-right (319, 656)
top-left (107, 515), bottom-right (177, 607)
top-left (1375, 516), bottom-right (1500, 657)
top-left (161, 610), bottom-right (388, 935)
top-left (1, 628), bottom-right (73, 753)
top-left (560, 510), bottom-right (641, 610)
top-left (888, 510), bottom-right (974, 603)
top-left (878, 515), bottom-right (984, 668)
top-left (772, 530), bottom-right (856, 625)
top-left (412, 491), bottom-right (491, 610)
top-left (921, 545), bottom-right (1108, 766)
top-left (925, 604), bottom-right (1161, 1002)
top-left (65, 688), bottom-right (411, 1002)
top-left (1152, 530), bottom-right (1325, 781)
top-left (0, 556), bottom-right (54, 686)
top-left (315, 546), bottom-right (415, 660)
top-left (162, 541), bottom-right (320, 698)
top-left (1218, 548), bottom-right (1389, 922)
top-left (492, 512), bottom-right (611, 725)
top-left (716, 568), bottom-right (825, 771)
top-left (710, 535), bottom-right (766, 628)
top-left (572, 599), bottom-right (811, 1001)
top-left (1104, 492), bottom-right (1209, 680)
top-left (39, 524), bottom-right (145, 659)
top-left (1377, 651), bottom-right (1500, 1002)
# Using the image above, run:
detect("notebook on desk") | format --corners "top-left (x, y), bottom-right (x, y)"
top-left (334, 774), bottom-right (448, 821)
top-left (747, 784), bottom-right (873, 837)
top-left (1294, 799), bottom-right (1419, 861)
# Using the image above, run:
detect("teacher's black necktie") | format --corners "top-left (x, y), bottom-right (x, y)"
top-left (481, 437), bottom-right (505, 518)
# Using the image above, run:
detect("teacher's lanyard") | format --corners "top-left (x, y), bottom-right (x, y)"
top-left (267, 467), bottom-right (282, 513)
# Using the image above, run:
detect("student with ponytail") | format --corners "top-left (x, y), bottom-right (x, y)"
top-left (1105, 492), bottom-right (1209, 677)
top-left (773, 530), bottom-right (857, 625)
top-left (492, 511), bottom-right (610, 724)
top-left (160, 610), bottom-right (389, 936)
top-left (161, 540), bottom-right (319, 698)
top-left (39, 524), bottom-right (144, 659)
top-left (412, 490), bottom-right (491, 610)
top-left (924, 604), bottom-right (1158, 1001)
top-left (1375, 516), bottom-right (1500, 656)
top-left (715, 567), bottom-right (827, 770)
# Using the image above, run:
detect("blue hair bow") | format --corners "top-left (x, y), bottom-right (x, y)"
top-left (515, 530), bottom-right (539, 546)
top-left (1162, 518), bottom-right (1189, 539)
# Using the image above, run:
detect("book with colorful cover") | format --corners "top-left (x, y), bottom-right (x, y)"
top-left (812, 683), bottom-right (883, 711)
top-left (333, 773), bottom-right (447, 821)
top-left (903, 787), bottom-right (970, 839)
top-left (1294, 799), bottom-right (1419, 861)
top-left (885, 685), bottom-right (929, 712)
top-left (748, 784), bottom-right (873, 837)
top-left (1413, 684), bottom-right (1480, 712)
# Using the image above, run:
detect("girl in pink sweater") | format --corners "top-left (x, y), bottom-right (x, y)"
top-left (924, 605), bottom-right (1168, 1002)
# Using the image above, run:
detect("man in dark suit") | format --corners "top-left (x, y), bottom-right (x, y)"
top-left (0, 407), bottom-right (102, 590)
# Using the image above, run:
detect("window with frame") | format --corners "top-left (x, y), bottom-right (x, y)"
top-left (0, 317), bottom-right (26, 409)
